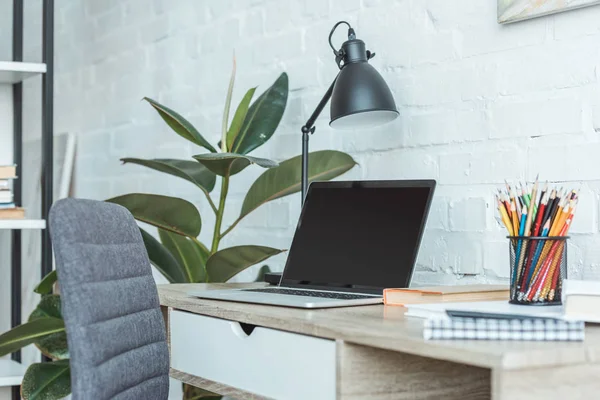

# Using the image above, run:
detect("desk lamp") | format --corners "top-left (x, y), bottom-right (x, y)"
top-left (300, 21), bottom-right (399, 203)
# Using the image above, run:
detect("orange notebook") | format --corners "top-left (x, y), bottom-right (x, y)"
top-left (383, 285), bottom-right (509, 306)
top-left (0, 207), bottom-right (25, 219)
top-left (0, 165), bottom-right (17, 180)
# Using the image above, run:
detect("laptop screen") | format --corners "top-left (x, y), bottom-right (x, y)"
top-left (280, 180), bottom-right (435, 294)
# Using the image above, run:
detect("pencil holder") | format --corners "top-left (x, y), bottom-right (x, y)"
top-left (508, 236), bottom-right (568, 305)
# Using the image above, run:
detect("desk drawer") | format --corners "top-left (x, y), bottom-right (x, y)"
top-left (170, 310), bottom-right (336, 400)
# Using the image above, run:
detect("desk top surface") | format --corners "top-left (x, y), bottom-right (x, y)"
top-left (159, 283), bottom-right (600, 371)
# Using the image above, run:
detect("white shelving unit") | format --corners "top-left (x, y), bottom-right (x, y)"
top-left (0, 219), bottom-right (46, 230)
top-left (2, 3), bottom-right (53, 398)
top-left (0, 360), bottom-right (27, 387)
top-left (0, 61), bottom-right (46, 84)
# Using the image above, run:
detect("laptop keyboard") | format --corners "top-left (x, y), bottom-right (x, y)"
top-left (244, 288), bottom-right (379, 300)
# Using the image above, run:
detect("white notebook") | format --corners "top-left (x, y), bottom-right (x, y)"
top-left (405, 300), bottom-right (565, 320)
top-left (424, 317), bottom-right (584, 341)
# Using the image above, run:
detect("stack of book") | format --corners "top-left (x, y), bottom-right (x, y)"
top-left (0, 165), bottom-right (24, 219)
top-left (563, 279), bottom-right (600, 323)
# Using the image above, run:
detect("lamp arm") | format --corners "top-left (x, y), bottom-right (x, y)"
top-left (300, 77), bottom-right (337, 204)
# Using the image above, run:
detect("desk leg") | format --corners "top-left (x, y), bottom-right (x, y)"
top-left (161, 305), bottom-right (170, 357)
top-left (492, 364), bottom-right (600, 400)
top-left (336, 341), bottom-right (490, 400)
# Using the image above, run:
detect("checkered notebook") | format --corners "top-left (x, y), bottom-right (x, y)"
top-left (424, 317), bottom-right (584, 341)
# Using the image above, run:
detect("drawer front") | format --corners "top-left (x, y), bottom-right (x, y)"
top-left (170, 310), bottom-right (336, 400)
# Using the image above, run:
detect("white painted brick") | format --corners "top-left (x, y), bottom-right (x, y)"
top-left (459, 62), bottom-right (500, 100)
top-left (331, 0), bottom-right (361, 13)
top-left (439, 148), bottom-right (527, 185)
top-left (406, 110), bottom-right (457, 147)
top-left (593, 102), bottom-right (600, 133)
top-left (264, 0), bottom-right (293, 35)
top-left (398, 66), bottom-right (463, 106)
top-left (461, 15), bottom-right (547, 57)
top-left (568, 237), bottom-right (587, 279)
top-left (527, 143), bottom-right (600, 182)
top-left (498, 38), bottom-right (598, 95)
top-left (426, 196), bottom-right (449, 231)
top-left (363, 150), bottom-right (438, 180)
top-left (554, 6), bottom-right (600, 40)
top-left (449, 197), bottom-right (488, 232)
top-left (241, 9), bottom-right (264, 38)
top-left (338, 120), bottom-right (404, 153)
top-left (490, 97), bottom-right (582, 139)
top-left (447, 235), bottom-right (484, 275)
top-left (406, 108), bottom-right (487, 147)
top-left (291, 0), bottom-right (330, 21)
top-left (569, 186), bottom-right (596, 234)
top-left (483, 241), bottom-right (510, 279)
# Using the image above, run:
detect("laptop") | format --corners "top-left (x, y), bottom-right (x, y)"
top-left (189, 180), bottom-right (436, 308)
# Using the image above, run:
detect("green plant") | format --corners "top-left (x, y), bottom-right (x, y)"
top-left (0, 61), bottom-right (357, 399)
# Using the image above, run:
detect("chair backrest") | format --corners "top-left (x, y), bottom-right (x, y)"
top-left (50, 198), bottom-right (169, 400)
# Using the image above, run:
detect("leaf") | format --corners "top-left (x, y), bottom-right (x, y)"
top-left (159, 229), bottom-right (208, 283)
top-left (254, 265), bottom-right (272, 282)
top-left (193, 153), bottom-right (278, 177)
top-left (107, 193), bottom-right (201, 237)
top-left (28, 295), bottom-right (68, 360)
top-left (121, 158), bottom-right (216, 194)
top-left (34, 270), bottom-right (57, 295)
top-left (140, 228), bottom-right (189, 284)
top-left (231, 72), bottom-right (288, 155)
top-left (0, 318), bottom-right (65, 357)
top-left (29, 295), bottom-right (63, 320)
top-left (206, 246), bottom-right (285, 283)
top-left (239, 150), bottom-right (356, 222)
top-left (21, 360), bottom-right (71, 400)
top-left (143, 97), bottom-right (217, 153)
top-left (221, 55), bottom-right (236, 151)
top-left (226, 87), bottom-right (256, 151)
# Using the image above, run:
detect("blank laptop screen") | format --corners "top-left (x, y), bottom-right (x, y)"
top-left (281, 181), bottom-right (435, 294)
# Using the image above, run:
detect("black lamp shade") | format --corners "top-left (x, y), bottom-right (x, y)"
top-left (329, 42), bottom-right (399, 130)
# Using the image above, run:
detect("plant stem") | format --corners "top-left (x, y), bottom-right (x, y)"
top-left (202, 190), bottom-right (218, 214)
top-left (220, 216), bottom-right (242, 240)
top-left (211, 176), bottom-right (230, 254)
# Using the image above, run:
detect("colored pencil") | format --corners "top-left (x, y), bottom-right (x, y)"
top-left (495, 180), bottom-right (579, 303)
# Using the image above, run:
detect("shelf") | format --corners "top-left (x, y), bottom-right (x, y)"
top-left (0, 61), bottom-right (46, 84)
top-left (0, 360), bottom-right (26, 387)
top-left (0, 219), bottom-right (46, 229)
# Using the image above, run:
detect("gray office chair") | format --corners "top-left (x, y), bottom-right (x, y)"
top-left (50, 198), bottom-right (170, 399)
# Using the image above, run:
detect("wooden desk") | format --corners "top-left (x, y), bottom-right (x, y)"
top-left (159, 283), bottom-right (600, 400)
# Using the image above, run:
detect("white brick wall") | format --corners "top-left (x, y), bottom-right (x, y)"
top-left (38, 0), bottom-right (600, 286)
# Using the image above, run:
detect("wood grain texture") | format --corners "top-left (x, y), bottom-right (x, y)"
top-left (159, 284), bottom-right (600, 370)
top-left (171, 368), bottom-right (271, 400)
top-left (492, 363), bottom-right (600, 399)
top-left (337, 341), bottom-right (490, 400)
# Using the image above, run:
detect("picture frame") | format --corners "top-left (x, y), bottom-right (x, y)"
top-left (498, 0), bottom-right (600, 24)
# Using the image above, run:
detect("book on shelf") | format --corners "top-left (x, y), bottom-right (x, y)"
top-left (563, 279), bottom-right (600, 323)
top-left (0, 179), bottom-right (9, 190)
top-left (0, 202), bottom-right (15, 209)
top-left (0, 165), bottom-right (17, 180)
top-left (0, 207), bottom-right (25, 219)
top-left (0, 191), bottom-right (14, 203)
top-left (383, 284), bottom-right (509, 306)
